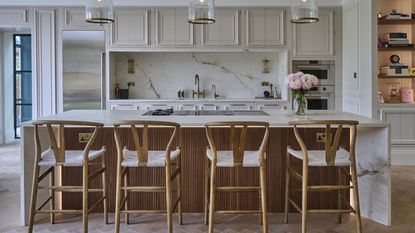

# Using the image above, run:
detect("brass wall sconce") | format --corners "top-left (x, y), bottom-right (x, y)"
top-left (128, 59), bottom-right (135, 74)
top-left (262, 59), bottom-right (270, 73)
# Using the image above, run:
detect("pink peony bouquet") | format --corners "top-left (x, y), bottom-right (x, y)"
top-left (285, 72), bottom-right (319, 116)
top-left (285, 72), bottom-right (319, 91)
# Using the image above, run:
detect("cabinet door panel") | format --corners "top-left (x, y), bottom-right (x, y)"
top-left (156, 9), bottom-right (176, 46)
top-left (294, 9), bottom-right (334, 56)
top-left (129, 9), bottom-right (150, 46)
top-left (383, 110), bottom-right (401, 144)
top-left (246, 9), bottom-right (266, 46)
top-left (64, 8), bottom-right (103, 29)
top-left (202, 9), bottom-right (240, 47)
top-left (175, 8), bottom-right (195, 47)
top-left (265, 9), bottom-right (284, 46)
top-left (0, 8), bottom-right (29, 27)
top-left (111, 9), bottom-right (149, 47)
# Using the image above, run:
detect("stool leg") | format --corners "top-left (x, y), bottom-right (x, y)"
top-left (351, 163), bottom-right (362, 233)
top-left (49, 167), bottom-right (55, 224)
top-left (114, 165), bottom-right (122, 233)
top-left (204, 157), bottom-right (209, 225)
top-left (124, 168), bottom-right (129, 224)
top-left (284, 153), bottom-right (290, 224)
top-left (260, 163), bottom-right (268, 233)
top-left (258, 189), bottom-right (262, 225)
top-left (337, 167), bottom-right (342, 224)
top-left (208, 163), bottom-right (216, 233)
top-left (28, 163), bottom-right (40, 233)
top-left (301, 162), bottom-right (308, 233)
top-left (166, 165), bottom-right (173, 233)
top-left (82, 163), bottom-right (89, 233)
top-left (102, 154), bottom-right (108, 224)
top-left (177, 155), bottom-right (183, 225)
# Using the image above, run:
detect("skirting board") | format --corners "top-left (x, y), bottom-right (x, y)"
top-left (392, 145), bottom-right (415, 165)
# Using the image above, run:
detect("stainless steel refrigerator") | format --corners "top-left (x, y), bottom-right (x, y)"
top-left (62, 31), bottom-right (105, 111)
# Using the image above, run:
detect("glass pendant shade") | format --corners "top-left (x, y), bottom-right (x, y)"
top-left (188, 0), bottom-right (215, 24)
top-left (291, 0), bottom-right (319, 24)
top-left (86, 0), bottom-right (114, 24)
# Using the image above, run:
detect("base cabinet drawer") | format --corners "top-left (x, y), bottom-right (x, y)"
top-left (142, 103), bottom-right (175, 110)
top-left (222, 103), bottom-right (254, 110)
top-left (110, 104), bottom-right (139, 110)
top-left (199, 103), bottom-right (220, 110)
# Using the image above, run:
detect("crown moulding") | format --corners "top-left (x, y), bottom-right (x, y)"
top-left (0, 0), bottom-right (342, 7)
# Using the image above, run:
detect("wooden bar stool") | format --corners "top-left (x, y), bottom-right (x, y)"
top-left (284, 120), bottom-right (362, 233)
top-left (113, 121), bottom-right (182, 233)
top-left (204, 121), bottom-right (270, 233)
top-left (28, 120), bottom-right (108, 233)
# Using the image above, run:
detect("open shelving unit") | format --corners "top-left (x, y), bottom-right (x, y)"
top-left (378, 0), bottom-right (415, 104)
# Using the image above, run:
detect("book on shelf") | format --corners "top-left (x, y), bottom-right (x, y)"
top-left (385, 44), bottom-right (414, 48)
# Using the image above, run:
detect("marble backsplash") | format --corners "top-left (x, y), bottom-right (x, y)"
top-left (110, 52), bottom-right (288, 100)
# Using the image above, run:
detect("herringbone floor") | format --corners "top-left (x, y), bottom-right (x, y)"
top-left (1, 142), bottom-right (415, 233)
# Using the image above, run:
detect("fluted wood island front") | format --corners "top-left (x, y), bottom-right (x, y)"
top-left (20, 110), bottom-right (391, 226)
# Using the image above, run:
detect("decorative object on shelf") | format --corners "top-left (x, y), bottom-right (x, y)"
top-left (390, 54), bottom-right (400, 64)
top-left (188, 0), bottom-right (215, 24)
top-left (377, 12), bottom-right (383, 19)
top-left (263, 90), bottom-right (271, 98)
top-left (114, 83), bottom-right (120, 98)
top-left (386, 81), bottom-right (401, 103)
top-left (381, 55), bottom-right (410, 76)
top-left (262, 59), bottom-right (270, 73)
top-left (410, 68), bottom-right (415, 76)
top-left (377, 91), bottom-right (385, 104)
top-left (290, 0), bottom-right (319, 24)
top-left (128, 59), bottom-right (135, 74)
top-left (401, 87), bottom-right (414, 103)
top-left (385, 9), bottom-right (411, 20)
top-left (85, 0), bottom-right (114, 24)
top-left (286, 72), bottom-right (319, 116)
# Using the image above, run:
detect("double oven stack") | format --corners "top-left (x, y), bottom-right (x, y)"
top-left (292, 60), bottom-right (335, 110)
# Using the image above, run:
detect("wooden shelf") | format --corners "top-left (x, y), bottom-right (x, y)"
top-left (378, 18), bottom-right (415, 25)
top-left (378, 75), bottom-right (414, 79)
top-left (378, 47), bottom-right (415, 51)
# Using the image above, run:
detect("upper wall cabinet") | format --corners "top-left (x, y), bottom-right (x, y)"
top-left (0, 8), bottom-right (29, 27)
top-left (63, 8), bottom-right (103, 29)
top-left (201, 9), bottom-right (240, 47)
top-left (246, 9), bottom-right (285, 47)
top-left (293, 9), bottom-right (334, 57)
top-left (155, 8), bottom-right (195, 47)
top-left (110, 8), bottom-right (150, 48)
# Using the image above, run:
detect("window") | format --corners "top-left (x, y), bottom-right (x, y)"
top-left (14, 34), bottom-right (32, 139)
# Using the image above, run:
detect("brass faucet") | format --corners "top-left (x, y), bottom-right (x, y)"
top-left (212, 84), bottom-right (219, 99)
top-left (192, 74), bottom-right (205, 98)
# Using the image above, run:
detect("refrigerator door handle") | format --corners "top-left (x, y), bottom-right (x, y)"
top-left (101, 53), bottom-right (106, 110)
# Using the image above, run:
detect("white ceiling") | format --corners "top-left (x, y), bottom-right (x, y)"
top-left (0, 0), bottom-right (342, 7)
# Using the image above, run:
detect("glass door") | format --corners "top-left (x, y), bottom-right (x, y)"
top-left (14, 34), bottom-right (32, 139)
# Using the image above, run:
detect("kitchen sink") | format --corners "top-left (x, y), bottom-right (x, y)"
top-left (143, 110), bottom-right (269, 116)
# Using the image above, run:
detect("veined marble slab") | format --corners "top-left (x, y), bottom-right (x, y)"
top-left (20, 110), bottom-right (391, 226)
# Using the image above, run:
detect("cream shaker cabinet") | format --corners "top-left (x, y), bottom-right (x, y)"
top-left (110, 8), bottom-right (150, 48)
top-left (201, 9), bottom-right (241, 47)
top-left (246, 9), bottom-right (285, 47)
top-left (293, 9), bottom-right (334, 57)
top-left (155, 8), bottom-right (195, 47)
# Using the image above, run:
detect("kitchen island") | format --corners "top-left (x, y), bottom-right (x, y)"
top-left (20, 110), bottom-right (390, 226)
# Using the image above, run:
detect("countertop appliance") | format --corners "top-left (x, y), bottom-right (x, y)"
top-left (62, 31), bottom-right (106, 111)
top-left (292, 60), bottom-right (336, 110)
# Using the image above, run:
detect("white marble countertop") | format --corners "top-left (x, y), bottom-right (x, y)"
top-left (26, 110), bottom-right (389, 128)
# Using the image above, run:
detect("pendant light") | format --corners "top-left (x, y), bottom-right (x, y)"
top-left (86, 0), bottom-right (114, 24)
top-left (188, 0), bottom-right (215, 24)
top-left (291, 0), bottom-right (319, 24)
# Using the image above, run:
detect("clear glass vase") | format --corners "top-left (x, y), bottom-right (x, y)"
top-left (293, 94), bottom-right (308, 116)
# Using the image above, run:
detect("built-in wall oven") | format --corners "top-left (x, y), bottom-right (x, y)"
top-left (292, 60), bottom-right (336, 110)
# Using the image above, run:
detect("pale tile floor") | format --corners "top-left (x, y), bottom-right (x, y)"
top-left (1, 142), bottom-right (414, 233)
